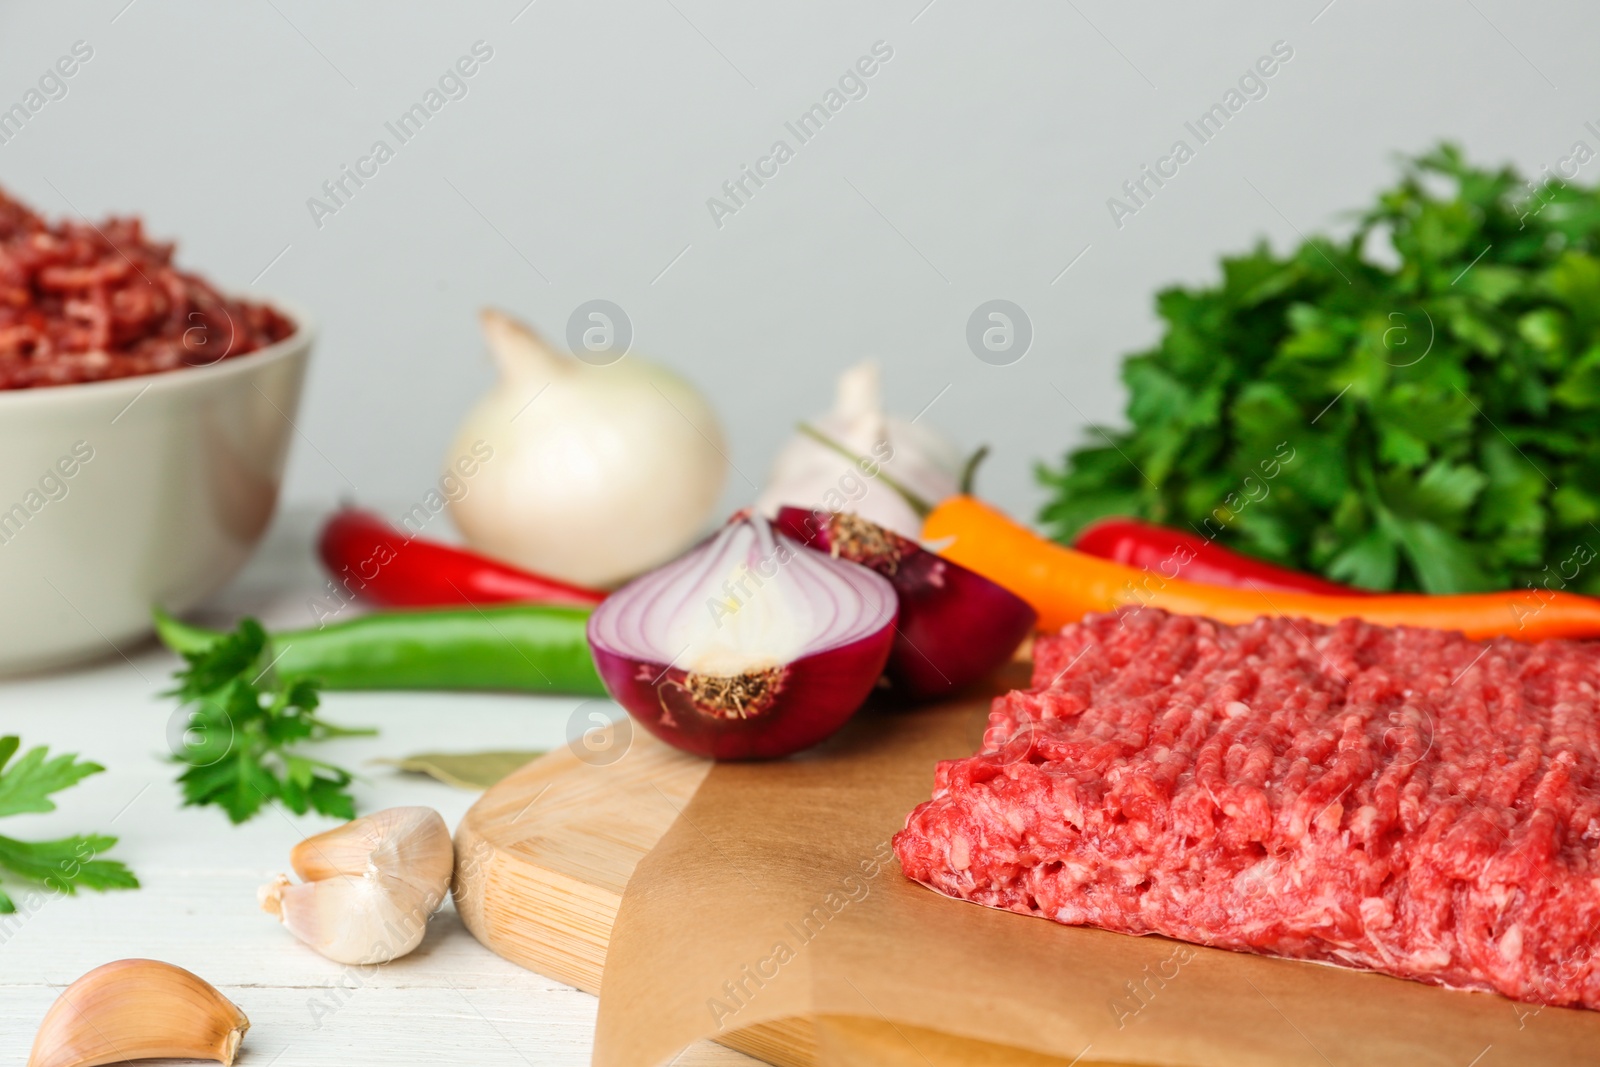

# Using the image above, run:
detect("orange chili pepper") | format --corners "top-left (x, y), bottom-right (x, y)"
top-left (923, 495), bottom-right (1600, 641)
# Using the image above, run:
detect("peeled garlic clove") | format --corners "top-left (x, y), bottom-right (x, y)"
top-left (28, 958), bottom-right (248, 1067)
top-left (261, 806), bottom-right (454, 966)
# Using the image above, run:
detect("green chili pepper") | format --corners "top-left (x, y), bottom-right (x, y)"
top-left (153, 605), bottom-right (606, 696)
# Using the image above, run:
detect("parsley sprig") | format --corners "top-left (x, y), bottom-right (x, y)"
top-left (168, 618), bottom-right (373, 824)
top-left (0, 736), bottom-right (138, 913)
top-left (1039, 144), bottom-right (1600, 594)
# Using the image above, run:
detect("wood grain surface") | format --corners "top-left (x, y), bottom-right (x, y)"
top-left (453, 725), bottom-right (835, 1067)
top-left (450, 721), bottom-right (1117, 1067)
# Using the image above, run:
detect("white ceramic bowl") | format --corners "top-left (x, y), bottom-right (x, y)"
top-left (0, 310), bottom-right (313, 675)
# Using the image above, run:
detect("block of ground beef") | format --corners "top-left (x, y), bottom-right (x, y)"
top-left (894, 607), bottom-right (1600, 1009)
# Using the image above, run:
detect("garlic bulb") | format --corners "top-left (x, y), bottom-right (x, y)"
top-left (29, 959), bottom-right (249, 1067)
top-left (755, 361), bottom-right (963, 537)
top-left (447, 309), bottom-right (728, 588)
top-left (259, 806), bottom-right (454, 966)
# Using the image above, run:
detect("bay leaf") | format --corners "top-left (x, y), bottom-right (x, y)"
top-left (373, 750), bottom-right (544, 790)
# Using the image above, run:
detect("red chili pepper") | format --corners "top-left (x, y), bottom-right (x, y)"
top-left (318, 508), bottom-right (607, 609)
top-left (1072, 517), bottom-right (1374, 597)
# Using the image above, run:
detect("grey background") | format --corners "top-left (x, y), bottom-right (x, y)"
top-left (0, 0), bottom-right (1589, 523)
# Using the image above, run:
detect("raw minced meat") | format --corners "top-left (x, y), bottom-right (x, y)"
top-left (0, 187), bottom-right (294, 389)
top-left (894, 607), bottom-right (1600, 1009)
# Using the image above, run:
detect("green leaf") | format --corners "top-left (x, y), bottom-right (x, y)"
top-left (170, 618), bottom-right (267, 700)
top-left (1229, 383), bottom-right (1302, 460)
top-left (1552, 345), bottom-right (1600, 409)
top-left (1551, 485), bottom-right (1600, 527)
top-left (165, 618), bottom-right (368, 826)
top-left (1377, 425), bottom-right (1430, 468)
top-left (1518, 308), bottom-right (1567, 352)
top-left (1035, 447), bottom-right (1144, 542)
top-left (1037, 144), bottom-right (1600, 593)
top-left (1475, 437), bottom-right (1547, 537)
top-left (1281, 303), bottom-right (1352, 361)
top-left (0, 834), bottom-right (138, 894)
top-left (1369, 385), bottom-right (1475, 446)
top-left (1543, 251), bottom-right (1600, 312)
top-left (1230, 508), bottom-right (1297, 563)
top-left (1459, 265), bottom-right (1524, 305)
top-left (1445, 309), bottom-right (1505, 356)
top-left (1414, 461), bottom-right (1489, 521)
top-left (225, 756), bottom-right (279, 825)
top-left (308, 776), bottom-right (357, 820)
top-left (1123, 358), bottom-right (1194, 430)
top-left (0, 742), bottom-right (105, 819)
top-left (1272, 435), bottom-right (1350, 509)
top-left (1389, 517), bottom-right (1497, 593)
top-left (0, 742), bottom-right (137, 905)
top-left (1324, 528), bottom-right (1400, 590)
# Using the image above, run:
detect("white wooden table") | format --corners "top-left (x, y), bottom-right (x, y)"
top-left (0, 508), bottom-right (757, 1067)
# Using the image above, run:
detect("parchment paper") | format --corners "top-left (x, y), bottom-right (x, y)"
top-left (594, 675), bottom-right (1600, 1067)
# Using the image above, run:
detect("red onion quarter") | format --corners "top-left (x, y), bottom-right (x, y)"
top-left (586, 513), bottom-right (897, 759)
top-left (774, 507), bottom-right (1037, 700)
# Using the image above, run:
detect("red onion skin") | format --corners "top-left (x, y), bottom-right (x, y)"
top-left (589, 626), bottom-right (894, 760)
top-left (774, 506), bottom-right (1037, 701)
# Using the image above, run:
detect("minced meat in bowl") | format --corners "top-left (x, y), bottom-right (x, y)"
top-left (0, 187), bottom-right (295, 390)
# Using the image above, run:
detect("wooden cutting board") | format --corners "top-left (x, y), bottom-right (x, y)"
top-left (451, 712), bottom-right (1114, 1067)
top-left (451, 725), bottom-right (701, 996)
top-left (450, 726), bottom-right (820, 1066)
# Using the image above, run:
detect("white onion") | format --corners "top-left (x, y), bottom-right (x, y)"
top-left (446, 309), bottom-right (727, 587)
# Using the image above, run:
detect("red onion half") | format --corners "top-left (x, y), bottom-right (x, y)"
top-left (586, 513), bottom-right (897, 759)
top-left (774, 507), bottom-right (1037, 700)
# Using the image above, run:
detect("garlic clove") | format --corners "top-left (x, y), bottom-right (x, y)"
top-left (28, 958), bottom-right (248, 1067)
top-left (755, 360), bottom-right (963, 539)
top-left (286, 813), bottom-right (385, 881)
top-left (262, 806), bottom-right (454, 965)
top-left (262, 871), bottom-right (433, 965)
top-left (289, 806), bottom-right (454, 888)
top-left (832, 360), bottom-right (883, 423)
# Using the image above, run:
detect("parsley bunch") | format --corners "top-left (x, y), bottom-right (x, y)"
top-left (1040, 144), bottom-right (1600, 593)
top-left (0, 737), bottom-right (138, 912)
top-left (169, 618), bottom-right (372, 824)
